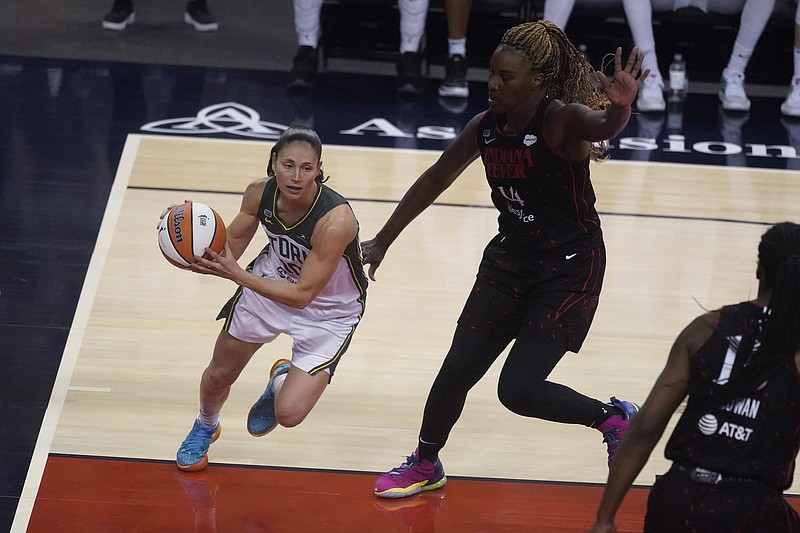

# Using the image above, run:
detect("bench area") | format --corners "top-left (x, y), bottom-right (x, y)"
top-left (319, 0), bottom-right (795, 86)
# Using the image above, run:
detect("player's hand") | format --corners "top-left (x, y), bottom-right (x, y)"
top-left (156, 200), bottom-right (189, 229)
top-left (594, 47), bottom-right (649, 109)
top-left (191, 241), bottom-right (239, 280)
top-left (587, 521), bottom-right (617, 533)
top-left (361, 238), bottom-right (387, 281)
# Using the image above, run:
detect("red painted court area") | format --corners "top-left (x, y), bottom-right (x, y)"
top-left (30, 455), bottom-right (656, 532)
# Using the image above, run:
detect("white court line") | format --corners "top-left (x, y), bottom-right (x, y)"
top-left (68, 386), bottom-right (112, 393)
top-left (11, 135), bottom-right (140, 533)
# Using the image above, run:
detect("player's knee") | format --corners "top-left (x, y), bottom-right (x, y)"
top-left (497, 382), bottom-right (527, 415)
top-left (202, 364), bottom-right (238, 388)
top-left (497, 376), bottom-right (544, 415)
top-left (276, 407), bottom-right (308, 428)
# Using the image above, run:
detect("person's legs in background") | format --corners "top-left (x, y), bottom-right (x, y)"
top-left (781, 2), bottom-right (800, 117)
top-left (397, 0), bottom-right (430, 95)
top-left (718, 0), bottom-right (776, 111)
top-left (622, 0), bottom-right (665, 112)
top-left (438, 0), bottom-right (472, 98)
top-left (289, 0), bottom-right (323, 89)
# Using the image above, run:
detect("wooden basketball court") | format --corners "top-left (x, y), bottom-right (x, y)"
top-left (16, 133), bottom-right (800, 531)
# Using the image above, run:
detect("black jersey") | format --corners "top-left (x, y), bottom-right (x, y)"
top-left (476, 98), bottom-right (601, 251)
top-left (665, 301), bottom-right (800, 490)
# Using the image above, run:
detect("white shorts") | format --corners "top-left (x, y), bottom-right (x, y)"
top-left (222, 286), bottom-right (362, 377)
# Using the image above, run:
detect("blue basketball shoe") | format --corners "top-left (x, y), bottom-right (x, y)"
top-left (598, 396), bottom-right (640, 467)
top-left (176, 418), bottom-right (221, 472)
top-left (247, 358), bottom-right (292, 436)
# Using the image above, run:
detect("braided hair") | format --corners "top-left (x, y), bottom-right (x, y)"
top-left (267, 125), bottom-right (329, 183)
top-left (703, 222), bottom-right (800, 404)
top-left (500, 20), bottom-right (609, 161)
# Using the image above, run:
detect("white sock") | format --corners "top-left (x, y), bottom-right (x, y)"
top-left (398, 0), bottom-right (429, 53)
top-left (793, 46), bottom-right (800, 84)
top-left (271, 372), bottom-right (288, 394)
top-left (543, 0), bottom-right (576, 30)
top-left (621, 0), bottom-right (661, 79)
top-left (198, 410), bottom-right (220, 428)
top-left (448, 37), bottom-right (466, 57)
top-left (725, 0), bottom-right (776, 75)
top-left (293, 0), bottom-right (323, 48)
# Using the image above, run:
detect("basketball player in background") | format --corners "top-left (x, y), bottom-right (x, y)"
top-left (588, 222), bottom-right (800, 533)
top-left (166, 125), bottom-right (368, 471)
top-left (363, 21), bottom-right (649, 499)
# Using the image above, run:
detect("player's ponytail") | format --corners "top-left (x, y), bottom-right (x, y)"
top-left (697, 223), bottom-right (800, 407)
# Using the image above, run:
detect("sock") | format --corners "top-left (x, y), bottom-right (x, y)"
top-left (725, 0), bottom-right (776, 74)
top-left (198, 409), bottom-right (220, 428)
top-left (591, 400), bottom-right (623, 429)
top-left (293, 0), bottom-right (323, 48)
top-left (543, 0), bottom-right (576, 30)
top-left (448, 37), bottom-right (466, 57)
top-left (271, 372), bottom-right (288, 394)
top-left (793, 46), bottom-right (800, 84)
top-left (398, 0), bottom-right (429, 54)
top-left (621, 0), bottom-right (661, 79)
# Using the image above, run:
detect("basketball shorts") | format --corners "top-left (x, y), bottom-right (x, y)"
top-left (457, 232), bottom-right (605, 353)
top-left (645, 468), bottom-right (800, 532)
top-left (217, 286), bottom-right (362, 378)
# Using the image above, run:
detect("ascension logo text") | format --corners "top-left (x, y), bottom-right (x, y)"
top-left (141, 103), bottom-right (800, 163)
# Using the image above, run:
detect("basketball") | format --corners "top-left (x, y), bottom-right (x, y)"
top-left (158, 201), bottom-right (227, 269)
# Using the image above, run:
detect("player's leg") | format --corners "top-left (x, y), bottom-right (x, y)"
top-left (497, 327), bottom-right (638, 466)
top-left (718, 0), bottom-right (776, 111)
top-left (273, 366), bottom-right (329, 427)
top-left (177, 330), bottom-right (262, 471)
top-left (248, 308), bottom-right (359, 434)
top-left (438, 0), bottom-right (472, 98)
top-left (396, 0), bottom-right (430, 95)
top-left (289, 0), bottom-right (324, 88)
top-left (543, 0), bottom-right (576, 29)
top-left (374, 323), bottom-right (511, 498)
top-left (621, 0), bottom-right (665, 112)
top-left (781, 3), bottom-right (800, 117)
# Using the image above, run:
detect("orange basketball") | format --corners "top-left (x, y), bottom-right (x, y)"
top-left (157, 201), bottom-right (227, 269)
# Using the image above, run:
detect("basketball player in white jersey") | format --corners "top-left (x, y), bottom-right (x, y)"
top-left (169, 125), bottom-right (368, 471)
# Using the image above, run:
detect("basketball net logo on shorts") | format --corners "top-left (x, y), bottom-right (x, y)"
top-left (141, 102), bottom-right (287, 139)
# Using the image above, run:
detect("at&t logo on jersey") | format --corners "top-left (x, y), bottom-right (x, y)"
top-left (697, 396), bottom-right (760, 442)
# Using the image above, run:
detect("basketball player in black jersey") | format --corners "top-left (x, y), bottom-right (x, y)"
top-left (589, 222), bottom-right (800, 533)
top-left (364, 20), bottom-right (651, 499)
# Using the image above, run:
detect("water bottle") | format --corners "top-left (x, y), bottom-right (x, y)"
top-left (578, 44), bottom-right (588, 62)
top-left (669, 53), bottom-right (687, 100)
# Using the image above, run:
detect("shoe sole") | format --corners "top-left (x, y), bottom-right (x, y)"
top-left (374, 476), bottom-right (447, 499)
top-left (397, 84), bottom-right (423, 96)
top-left (176, 425), bottom-right (221, 472)
top-left (102, 13), bottom-right (134, 30)
top-left (247, 358), bottom-right (292, 437)
top-left (184, 12), bottom-right (218, 32)
top-left (718, 92), bottom-right (750, 112)
top-left (781, 104), bottom-right (800, 117)
top-left (288, 78), bottom-right (314, 90)
top-left (438, 86), bottom-right (469, 98)
top-left (636, 104), bottom-right (666, 113)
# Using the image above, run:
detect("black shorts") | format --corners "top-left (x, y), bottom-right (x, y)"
top-left (457, 231), bottom-right (605, 353)
top-left (645, 468), bottom-right (800, 532)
